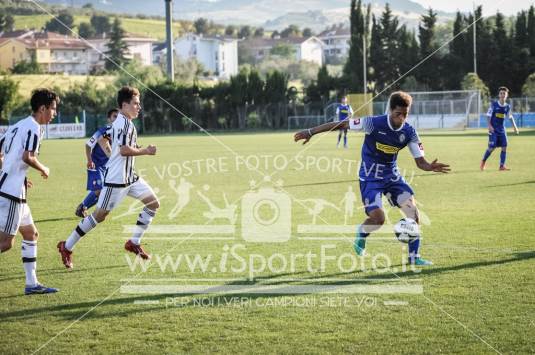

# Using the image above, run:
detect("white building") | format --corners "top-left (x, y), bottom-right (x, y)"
top-left (317, 27), bottom-right (350, 60)
top-left (174, 33), bottom-right (238, 79)
top-left (152, 42), bottom-right (167, 65)
top-left (87, 33), bottom-right (156, 72)
top-left (241, 36), bottom-right (324, 66)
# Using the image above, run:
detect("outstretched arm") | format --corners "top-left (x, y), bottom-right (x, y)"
top-left (294, 120), bottom-right (349, 145)
top-left (414, 157), bottom-right (450, 173)
top-left (509, 114), bottom-right (519, 135)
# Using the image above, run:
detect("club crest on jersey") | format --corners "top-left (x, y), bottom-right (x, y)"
top-left (399, 133), bottom-right (406, 143)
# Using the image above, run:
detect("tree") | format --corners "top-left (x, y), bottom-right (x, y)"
top-left (104, 18), bottom-right (129, 71)
top-left (528, 6), bottom-right (535, 56)
top-left (44, 12), bottom-right (74, 35)
top-left (78, 22), bottom-right (95, 39)
top-left (194, 18), bottom-right (209, 35)
top-left (280, 25), bottom-right (301, 38)
top-left (238, 26), bottom-right (252, 39)
top-left (269, 43), bottom-right (296, 59)
top-left (116, 59), bottom-right (164, 88)
top-left (521, 72), bottom-right (535, 96)
top-left (225, 25), bottom-right (236, 37)
top-left (254, 27), bottom-right (265, 38)
top-left (416, 8), bottom-right (440, 89)
top-left (343, 0), bottom-right (365, 93)
top-left (0, 76), bottom-right (20, 124)
top-left (90, 15), bottom-right (111, 35)
top-left (461, 72), bottom-right (490, 103)
top-left (369, 5), bottom-right (401, 94)
top-left (303, 28), bottom-right (313, 37)
top-left (11, 54), bottom-right (42, 74)
top-left (271, 30), bottom-right (280, 39)
top-left (0, 14), bottom-right (15, 32)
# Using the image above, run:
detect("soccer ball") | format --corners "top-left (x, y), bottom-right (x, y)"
top-left (394, 218), bottom-right (420, 243)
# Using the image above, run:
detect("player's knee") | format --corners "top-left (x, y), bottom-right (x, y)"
top-left (149, 198), bottom-right (160, 211)
top-left (93, 210), bottom-right (108, 223)
top-left (369, 210), bottom-right (385, 226)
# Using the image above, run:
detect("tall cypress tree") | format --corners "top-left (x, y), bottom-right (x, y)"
top-left (343, 0), bottom-right (365, 93)
top-left (105, 18), bottom-right (129, 71)
top-left (416, 8), bottom-right (439, 89)
top-left (527, 6), bottom-right (535, 56)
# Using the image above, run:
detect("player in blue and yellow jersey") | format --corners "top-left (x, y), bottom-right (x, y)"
top-left (335, 96), bottom-right (353, 148)
top-left (295, 91), bottom-right (450, 266)
top-left (75, 109), bottom-right (118, 217)
top-left (480, 86), bottom-right (519, 171)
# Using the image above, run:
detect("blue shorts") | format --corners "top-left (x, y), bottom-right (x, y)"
top-left (488, 132), bottom-right (507, 148)
top-left (86, 166), bottom-right (106, 191)
top-left (359, 178), bottom-right (414, 215)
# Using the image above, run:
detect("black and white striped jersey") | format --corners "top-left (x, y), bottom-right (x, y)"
top-left (0, 116), bottom-right (43, 202)
top-left (103, 113), bottom-right (138, 187)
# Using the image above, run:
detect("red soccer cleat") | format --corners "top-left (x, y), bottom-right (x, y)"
top-left (124, 240), bottom-right (151, 260)
top-left (499, 165), bottom-right (511, 171)
top-left (57, 241), bottom-right (73, 269)
top-left (480, 161), bottom-right (486, 171)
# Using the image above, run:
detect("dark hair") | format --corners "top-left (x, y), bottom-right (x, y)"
top-left (30, 88), bottom-right (59, 112)
top-left (117, 86), bottom-right (140, 108)
top-left (498, 86), bottom-right (509, 94)
top-left (107, 108), bottom-right (119, 118)
top-left (389, 91), bottom-right (412, 111)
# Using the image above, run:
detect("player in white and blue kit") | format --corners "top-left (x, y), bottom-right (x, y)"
top-left (75, 109), bottom-right (118, 217)
top-left (295, 91), bottom-right (450, 265)
top-left (480, 86), bottom-right (519, 171)
top-left (335, 96), bottom-right (353, 148)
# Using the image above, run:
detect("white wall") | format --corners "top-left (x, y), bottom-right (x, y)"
top-left (298, 39), bottom-right (323, 66)
top-left (175, 34), bottom-right (238, 79)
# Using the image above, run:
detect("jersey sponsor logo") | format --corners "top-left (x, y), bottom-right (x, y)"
top-left (495, 113), bottom-right (505, 119)
top-left (378, 131), bottom-right (386, 135)
top-left (376, 142), bottom-right (401, 154)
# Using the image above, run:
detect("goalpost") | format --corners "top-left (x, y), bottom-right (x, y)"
top-left (373, 90), bottom-right (482, 130)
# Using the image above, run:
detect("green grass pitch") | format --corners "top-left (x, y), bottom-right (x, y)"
top-left (1, 129), bottom-right (534, 354)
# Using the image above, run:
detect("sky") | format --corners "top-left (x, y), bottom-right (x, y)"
top-left (411, 0), bottom-right (534, 16)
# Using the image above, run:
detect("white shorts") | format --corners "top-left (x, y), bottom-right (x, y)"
top-left (97, 178), bottom-right (156, 211)
top-left (0, 197), bottom-right (34, 236)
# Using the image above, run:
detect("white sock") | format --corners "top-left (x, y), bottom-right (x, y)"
top-left (66, 215), bottom-right (98, 251)
top-left (22, 240), bottom-right (38, 287)
top-left (130, 207), bottom-right (156, 245)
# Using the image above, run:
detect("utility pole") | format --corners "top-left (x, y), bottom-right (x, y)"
top-left (165, 0), bottom-right (175, 81)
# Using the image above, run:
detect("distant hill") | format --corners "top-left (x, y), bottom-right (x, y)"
top-left (38, 0), bottom-right (456, 30)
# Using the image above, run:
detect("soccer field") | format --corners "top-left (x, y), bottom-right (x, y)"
top-left (1, 129), bottom-right (534, 354)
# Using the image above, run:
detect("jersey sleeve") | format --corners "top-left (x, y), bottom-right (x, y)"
top-left (348, 105), bottom-right (354, 116)
top-left (349, 116), bottom-right (374, 134)
top-left (407, 128), bottom-right (424, 158)
top-left (23, 124), bottom-right (40, 153)
top-left (86, 130), bottom-right (103, 149)
top-left (118, 121), bottom-right (132, 147)
top-left (0, 134), bottom-right (5, 154)
top-left (486, 103), bottom-right (494, 117)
